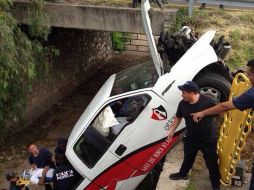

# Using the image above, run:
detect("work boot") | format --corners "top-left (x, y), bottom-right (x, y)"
top-left (169, 172), bottom-right (189, 180)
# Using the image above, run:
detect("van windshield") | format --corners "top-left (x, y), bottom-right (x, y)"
top-left (111, 60), bottom-right (158, 96)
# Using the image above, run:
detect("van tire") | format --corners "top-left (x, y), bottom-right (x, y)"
top-left (195, 73), bottom-right (231, 102)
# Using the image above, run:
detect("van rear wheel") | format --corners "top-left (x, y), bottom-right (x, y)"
top-left (195, 73), bottom-right (231, 103)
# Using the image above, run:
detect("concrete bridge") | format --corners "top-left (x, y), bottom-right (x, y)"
top-left (8, 0), bottom-right (177, 128)
top-left (12, 0), bottom-right (176, 35)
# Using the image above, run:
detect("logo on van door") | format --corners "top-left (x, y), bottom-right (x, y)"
top-left (151, 105), bottom-right (167, 120)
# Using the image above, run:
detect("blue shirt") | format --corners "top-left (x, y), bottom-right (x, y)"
top-left (29, 148), bottom-right (55, 168)
top-left (233, 87), bottom-right (254, 111)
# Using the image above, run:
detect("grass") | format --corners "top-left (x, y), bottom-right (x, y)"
top-left (170, 6), bottom-right (254, 71)
top-left (185, 182), bottom-right (197, 190)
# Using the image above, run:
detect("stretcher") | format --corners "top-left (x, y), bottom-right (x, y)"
top-left (16, 170), bottom-right (31, 186)
top-left (218, 73), bottom-right (254, 186)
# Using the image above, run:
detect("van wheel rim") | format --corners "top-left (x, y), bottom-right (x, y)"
top-left (199, 87), bottom-right (220, 102)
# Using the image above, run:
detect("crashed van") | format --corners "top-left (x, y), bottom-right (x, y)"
top-left (65, 0), bottom-right (232, 189)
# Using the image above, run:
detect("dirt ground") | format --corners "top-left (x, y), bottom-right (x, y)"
top-left (1, 52), bottom-right (254, 190)
top-left (190, 126), bottom-right (254, 190)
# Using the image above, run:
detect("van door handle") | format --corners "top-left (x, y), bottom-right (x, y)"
top-left (115, 144), bottom-right (127, 156)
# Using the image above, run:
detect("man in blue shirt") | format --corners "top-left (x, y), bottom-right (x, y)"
top-left (192, 59), bottom-right (254, 190)
top-left (27, 143), bottom-right (55, 190)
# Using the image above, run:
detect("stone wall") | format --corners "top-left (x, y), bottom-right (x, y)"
top-left (24, 28), bottom-right (112, 126)
top-left (125, 33), bottom-right (159, 52)
top-left (112, 32), bottom-right (159, 53)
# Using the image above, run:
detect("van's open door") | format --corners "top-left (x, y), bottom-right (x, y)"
top-left (141, 0), bottom-right (164, 76)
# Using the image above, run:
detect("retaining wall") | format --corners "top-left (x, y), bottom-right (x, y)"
top-left (7, 28), bottom-right (112, 133)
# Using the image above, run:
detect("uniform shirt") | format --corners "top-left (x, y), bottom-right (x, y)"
top-left (233, 87), bottom-right (254, 110)
top-left (53, 163), bottom-right (81, 190)
top-left (176, 94), bottom-right (217, 144)
top-left (29, 148), bottom-right (55, 169)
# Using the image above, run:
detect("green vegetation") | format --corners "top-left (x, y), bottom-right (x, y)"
top-left (112, 32), bottom-right (130, 52)
top-left (61, 0), bottom-right (131, 6)
top-left (0, 0), bottom-right (56, 140)
top-left (29, 0), bottom-right (50, 40)
top-left (185, 182), bottom-right (196, 190)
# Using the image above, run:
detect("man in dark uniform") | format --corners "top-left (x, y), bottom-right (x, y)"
top-left (52, 153), bottom-right (81, 190)
top-left (168, 81), bottom-right (220, 190)
top-left (54, 137), bottom-right (67, 155)
top-left (192, 59), bottom-right (254, 190)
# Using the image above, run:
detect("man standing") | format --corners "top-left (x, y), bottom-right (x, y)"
top-left (168, 81), bottom-right (220, 190)
top-left (27, 143), bottom-right (55, 190)
top-left (192, 59), bottom-right (254, 190)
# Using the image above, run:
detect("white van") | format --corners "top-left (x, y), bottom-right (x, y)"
top-left (65, 0), bottom-right (232, 189)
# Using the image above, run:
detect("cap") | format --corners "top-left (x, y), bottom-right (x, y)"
top-left (178, 81), bottom-right (199, 92)
top-left (6, 172), bottom-right (16, 181)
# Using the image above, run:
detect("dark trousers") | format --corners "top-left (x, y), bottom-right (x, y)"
top-left (249, 161), bottom-right (254, 190)
top-left (179, 141), bottom-right (220, 189)
top-left (45, 184), bottom-right (52, 190)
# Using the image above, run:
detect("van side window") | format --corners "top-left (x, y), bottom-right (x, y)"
top-left (73, 94), bottom-right (151, 168)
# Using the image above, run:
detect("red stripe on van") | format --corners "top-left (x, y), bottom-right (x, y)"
top-left (84, 134), bottom-right (181, 190)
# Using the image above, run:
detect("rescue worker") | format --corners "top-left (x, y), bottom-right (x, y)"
top-left (54, 137), bottom-right (67, 156)
top-left (52, 153), bottom-right (81, 190)
top-left (168, 81), bottom-right (220, 190)
top-left (27, 143), bottom-right (55, 190)
top-left (192, 59), bottom-right (254, 190)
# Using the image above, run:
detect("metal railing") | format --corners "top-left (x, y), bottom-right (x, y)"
top-left (188, 0), bottom-right (254, 16)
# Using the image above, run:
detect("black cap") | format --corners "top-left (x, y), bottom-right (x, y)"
top-left (178, 81), bottom-right (199, 92)
top-left (6, 172), bottom-right (16, 181)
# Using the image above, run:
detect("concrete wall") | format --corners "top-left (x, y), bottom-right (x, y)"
top-left (22, 28), bottom-right (112, 128)
top-left (12, 0), bottom-right (177, 35)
